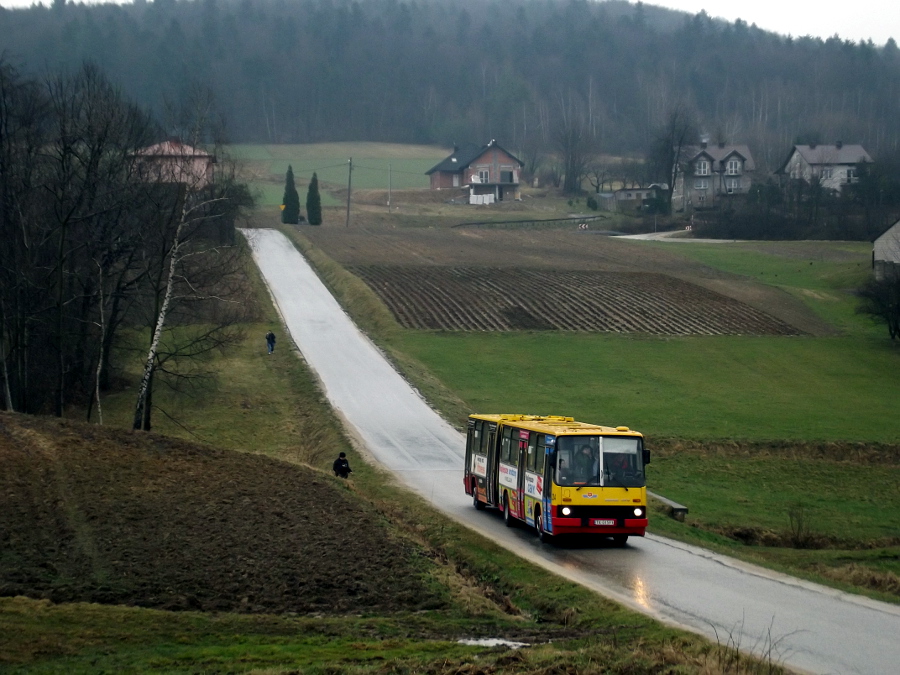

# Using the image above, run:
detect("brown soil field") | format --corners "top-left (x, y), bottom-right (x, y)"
top-left (350, 266), bottom-right (800, 335)
top-left (0, 412), bottom-right (440, 615)
top-left (297, 219), bottom-right (837, 336)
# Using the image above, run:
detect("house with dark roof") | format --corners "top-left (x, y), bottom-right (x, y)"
top-left (672, 141), bottom-right (756, 211)
top-left (776, 142), bottom-right (873, 192)
top-left (426, 140), bottom-right (523, 204)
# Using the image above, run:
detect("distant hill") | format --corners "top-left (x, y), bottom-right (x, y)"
top-left (0, 412), bottom-right (440, 614)
top-left (1, 0), bottom-right (898, 165)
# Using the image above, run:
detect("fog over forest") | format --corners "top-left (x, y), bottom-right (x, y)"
top-left (1, 0), bottom-right (900, 167)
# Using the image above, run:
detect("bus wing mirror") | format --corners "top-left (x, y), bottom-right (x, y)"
top-left (643, 449), bottom-right (651, 465)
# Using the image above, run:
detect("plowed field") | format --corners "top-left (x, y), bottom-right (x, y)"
top-left (295, 222), bottom-right (835, 336)
top-left (351, 266), bottom-right (801, 335)
top-left (0, 413), bottom-right (439, 615)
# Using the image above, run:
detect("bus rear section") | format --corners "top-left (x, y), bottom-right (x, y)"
top-left (464, 414), bottom-right (649, 544)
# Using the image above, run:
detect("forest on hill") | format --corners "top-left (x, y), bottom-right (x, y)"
top-left (1, 0), bottom-right (899, 169)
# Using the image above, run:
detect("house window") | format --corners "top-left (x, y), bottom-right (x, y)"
top-left (500, 170), bottom-right (513, 183)
top-left (726, 159), bottom-right (741, 175)
top-left (726, 178), bottom-right (741, 192)
top-left (478, 169), bottom-right (489, 183)
top-left (696, 160), bottom-right (710, 176)
top-left (822, 168), bottom-right (833, 179)
top-left (694, 179), bottom-right (709, 190)
top-left (846, 168), bottom-right (857, 182)
top-left (453, 174), bottom-right (460, 187)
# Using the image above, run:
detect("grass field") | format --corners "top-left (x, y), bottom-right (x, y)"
top-left (230, 142), bottom-right (449, 209)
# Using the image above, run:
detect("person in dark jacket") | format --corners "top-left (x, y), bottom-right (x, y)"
top-left (265, 330), bottom-right (276, 354)
top-left (333, 452), bottom-right (352, 478)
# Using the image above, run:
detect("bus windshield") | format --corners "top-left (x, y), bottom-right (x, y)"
top-left (554, 436), bottom-right (645, 488)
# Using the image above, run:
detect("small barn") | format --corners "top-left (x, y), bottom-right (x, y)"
top-left (874, 219), bottom-right (900, 280)
top-left (134, 140), bottom-right (216, 188)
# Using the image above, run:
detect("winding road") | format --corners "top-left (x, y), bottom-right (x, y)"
top-left (242, 228), bottom-right (900, 675)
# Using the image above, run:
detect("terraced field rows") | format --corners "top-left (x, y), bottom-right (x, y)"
top-left (351, 266), bottom-right (802, 336)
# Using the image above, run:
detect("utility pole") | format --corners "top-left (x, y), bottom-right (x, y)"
top-left (388, 163), bottom-right (392, 211)
top-left (345, 157), bottom-right (353, 228)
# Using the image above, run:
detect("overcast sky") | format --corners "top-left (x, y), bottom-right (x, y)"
top-left (651, 0), bottom-right (897, 45)
top-left (0, 0), bottom-right (897, 45)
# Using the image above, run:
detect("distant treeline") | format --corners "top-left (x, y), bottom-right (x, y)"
top-left (1, 0), bottom-right (899, 166)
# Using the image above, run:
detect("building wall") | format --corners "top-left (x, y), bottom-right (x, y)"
top-left (464, 147), bottom-right (521, 185)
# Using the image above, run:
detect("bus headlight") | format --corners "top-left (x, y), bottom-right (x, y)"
top-left (634, 508), bottom-right (643, 517)
top-left (561, 507), bottom-right (572, 516)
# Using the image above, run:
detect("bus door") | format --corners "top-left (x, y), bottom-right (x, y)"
top-left (511, 428), bottom-right (528, 519)
top-left (484, 421), bottom-right (498, 506)
top-left (468, 418), bottom-right (490, 500)
top-left (522, 430), bottom-right (542, 526)
top-left (542, 435), bottom-right (555, 533)
top-left (497, 426), bottom-right (519, 511)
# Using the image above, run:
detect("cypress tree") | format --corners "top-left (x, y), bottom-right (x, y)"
top-left (306, 172), bottom-right (322, 225)
top-left (281, 165), bottom-right (301, 224)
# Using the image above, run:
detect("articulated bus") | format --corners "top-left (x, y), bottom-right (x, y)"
top-left (464, 414), bottom-right (650, 544)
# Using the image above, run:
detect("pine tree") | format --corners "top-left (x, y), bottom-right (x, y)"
top-left (306, 172), bottom-right (322, 225)
top-left (281, 165), bottom-right (301, 224)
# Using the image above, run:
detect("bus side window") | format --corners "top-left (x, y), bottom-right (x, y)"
top-left (500, 427), bottom-right (514, 464)
top-left (526, 432), bottom-right (537, 472)
top-left (479, 421), bottom-right (492, 456)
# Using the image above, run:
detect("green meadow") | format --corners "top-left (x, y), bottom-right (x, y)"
top-left (381, 240), bottom-right (897, 443)
top-left (229, 142), bottom-right (449, 207)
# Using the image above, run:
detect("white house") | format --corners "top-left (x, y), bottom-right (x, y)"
top-left (874, 219), bottom-right (900, 281)
top-left (776, 142), bottom-right (872, 192)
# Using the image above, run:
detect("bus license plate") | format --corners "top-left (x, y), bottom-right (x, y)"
top-left (592, 519), bottom-right (616, 526)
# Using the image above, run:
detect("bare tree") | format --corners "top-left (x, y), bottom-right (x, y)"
top-left (554, 92), bottom-right (597, 194)
top-left (131, 88), bottom-right (252, 431)
top-left (648, 106), bottom-right (697, 213)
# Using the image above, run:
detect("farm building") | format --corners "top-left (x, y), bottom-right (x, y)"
top-left (426, 140), bottom-right (523, 204)
top-left (874, 219), bottom-right (900, 280)
top-left (134, 140), bottom-right (216, 188)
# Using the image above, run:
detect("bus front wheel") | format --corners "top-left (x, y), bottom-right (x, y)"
top-left (473, 484), bottom-right (485, 510)
top-left (612, 534), bottom-right (628, 546)
top-left (536, 511), bottom-right (552, 543)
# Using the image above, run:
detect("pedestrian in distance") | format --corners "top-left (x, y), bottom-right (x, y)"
top-left (333, 452), bottom-right (352, 478)
top-left (265, 330), bottom-right (276, 354)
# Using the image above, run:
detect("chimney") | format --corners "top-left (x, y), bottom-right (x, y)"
top-left (810, 143), bottom-right (817, 149)
top-left (700, 133), bottom-right (710, 149)
top-left (718, 141), bottom-right (726, 149)
top-left (836, 140), bottom-right (843, 149)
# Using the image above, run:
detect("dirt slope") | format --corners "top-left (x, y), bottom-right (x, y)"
top-left (0, 412), bottom-right (440, 614)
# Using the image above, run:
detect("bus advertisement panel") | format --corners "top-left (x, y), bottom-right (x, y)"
top-left (464, 414), bottom-right (649, 545)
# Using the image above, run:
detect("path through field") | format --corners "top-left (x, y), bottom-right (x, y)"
top-left (242, 228), bottom-right (900, 675)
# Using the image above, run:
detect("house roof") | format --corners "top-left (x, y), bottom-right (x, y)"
top-left (792, 144), bottom-right (872, 166)
top-left (426, 140), bottom-right (523, 174)
top-left (776, 143), bottom-right (873, 174)
top-left (136, 140), bottom-right (215, 160)
top-left (684, 144), bottom-right (755, 171)
top-left (874, 219), bottom-right (900, 264)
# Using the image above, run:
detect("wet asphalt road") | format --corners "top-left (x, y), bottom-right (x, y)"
top-left (242, 228), bottom-right (900, 675)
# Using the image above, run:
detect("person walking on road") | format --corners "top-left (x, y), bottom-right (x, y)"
top-left (265, 330), bottom-right (276, 354)
top-left (333, 452), bottom-right (352, 478)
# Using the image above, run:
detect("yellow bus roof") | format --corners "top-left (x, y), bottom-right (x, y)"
top-left (468, 413), bottom-right (641, 437)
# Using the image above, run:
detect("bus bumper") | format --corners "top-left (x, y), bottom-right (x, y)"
top-left (550, 517), bottom-right (648, 536)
